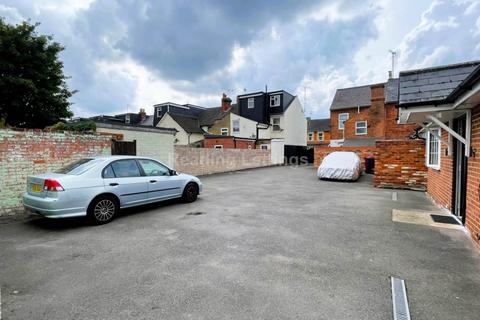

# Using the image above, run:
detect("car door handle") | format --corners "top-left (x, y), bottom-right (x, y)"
top-left (149, 180), bottom-right (157, 183)
top-left (109, 183), bottom-right (119, 186)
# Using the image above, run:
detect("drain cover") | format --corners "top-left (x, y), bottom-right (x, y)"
top-left (430, 214), bottom-right (460, 225)
top-left (391, 277), bottom-right (411, 320)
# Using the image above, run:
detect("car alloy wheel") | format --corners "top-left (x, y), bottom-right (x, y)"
top-left (93, 199), bottom-right (116, 222)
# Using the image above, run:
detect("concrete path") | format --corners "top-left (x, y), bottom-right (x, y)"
top-left (1, 166), bottom-right (480, 319)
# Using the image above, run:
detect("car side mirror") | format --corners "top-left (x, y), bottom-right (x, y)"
top-left (169, 169), bottom-right (177, 176)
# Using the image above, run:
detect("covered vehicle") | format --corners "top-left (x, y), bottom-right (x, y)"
top-left (317, 151), bottom-right (361, 181)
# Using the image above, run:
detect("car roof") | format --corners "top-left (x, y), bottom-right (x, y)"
top-left (91, 155), bottom-right (158, 161)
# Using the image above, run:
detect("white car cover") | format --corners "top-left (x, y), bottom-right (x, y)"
top-left (317, 151), bottom-right (361, 181)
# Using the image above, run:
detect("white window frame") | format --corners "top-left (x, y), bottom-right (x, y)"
top-left (214, 145), bottom-right (223, 149)
top-left (260, 144), bottom-right (269, 150)
top-left (125, 114), bottom-right (131, 124)
top-left (272, 117), bottom-right (281, 132)
top-left (232, 119), bottom-right (240, 133)
top-left (318, 131), bottom-right (324, 141)
top-left (220, 128), bottom-right (229, 136)
top-left (270, 95), bottom-right (281, 107)
top-left (308, 132), bottom-right (313, 141)
top-left (426, 128), bottom-right (441, 170)
top-left (156, 107), bottom-right (162, 117)
top-left (338, 113), bottom-right (349, 130)
top-left (248, 98), bottom-right (254, 109)
top-left (355, 121), bottom-right (367, 135)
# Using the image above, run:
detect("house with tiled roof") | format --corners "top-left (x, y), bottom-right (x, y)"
top-left (307, 118), bottom-right (330, 146)
top-left (396, 60), bottom-right (480, 244)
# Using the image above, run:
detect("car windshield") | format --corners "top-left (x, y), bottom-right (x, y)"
top-left (55, 158), bottom-right (103, 175)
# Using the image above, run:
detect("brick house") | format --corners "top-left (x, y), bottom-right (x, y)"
top-left (203, 135), bottom-right (256, 149)
top-left (307, 118), bottom-right (330, 146)
top-left (329, 79), bottom-right (417, 146)
top-left (397, 60), bottom-right (480, 245)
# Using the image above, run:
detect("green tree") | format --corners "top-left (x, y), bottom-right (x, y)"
top-left (0, 19), bottom-right (75, 128)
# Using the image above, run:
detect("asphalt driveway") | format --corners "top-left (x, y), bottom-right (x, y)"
top-left (1, 166), bottom-right (480, 320)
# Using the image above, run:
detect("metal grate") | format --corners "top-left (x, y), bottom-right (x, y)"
top-left (430, 214), bottom-right (461, 225)
top-left (391, 277), bottom-right (411, 320)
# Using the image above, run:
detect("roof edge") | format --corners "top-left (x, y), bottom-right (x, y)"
top-left (400, 60), bottom-right (480, 76)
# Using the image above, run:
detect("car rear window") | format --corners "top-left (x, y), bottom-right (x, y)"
top-left (55, 158), bottom-right (103, 175)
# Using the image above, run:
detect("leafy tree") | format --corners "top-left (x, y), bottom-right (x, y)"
top-left (0, 19), bottom-right (75, 128)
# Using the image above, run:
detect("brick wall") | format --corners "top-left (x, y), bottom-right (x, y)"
top-left (374, 140), bottom-right (427, 190)
top-left (307, 130), bottom-right (331, 146)
top-left (466, 106), bottom-right (480, 243)
top-left (174, 146), bottom-right (271, 176)
top-left (426, 129), bottom-right (453, 211)
top-left (385, 104), bottom-right (417, 139)
top-left (204, 137), bottom-right (255, 149)
top-left (314, 139), bottom-right (428, 190)
top-left (0, 129), bottom-right (111, 215)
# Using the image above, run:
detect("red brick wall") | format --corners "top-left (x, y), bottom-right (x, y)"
top-left (384, 104), bottom-right (417, 139)
top-left (427, 129), bottom-right (453, 211)
top-left (204, 137), bottom-right (235, 149)
top-left (374, 140), bottom-right (427, 190)
top-left (330, 107), bottom-right (370, 140)
top-left (466, 106), bottom-right (480, 243)
top-left (204, 137), bottom-right (255, 149)
top-left (0, 129), bottom-right (112, 215)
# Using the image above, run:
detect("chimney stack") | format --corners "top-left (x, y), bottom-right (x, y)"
top-left (221, 93), bottom-right (232, 112)
top-left (139, 108), bottom-right (146, 121)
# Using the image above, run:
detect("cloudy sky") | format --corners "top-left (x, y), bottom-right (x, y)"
top-left (1, 0), bottom-right (479, 118)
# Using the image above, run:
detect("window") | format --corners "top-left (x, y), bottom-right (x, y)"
top-left (214, 145), bottom-right (223, 149)
top-left (125, 114), bottom-right (131, 124)
top-left (248, 98), bottom-right (254, 109)
top-left (260, 144), bottom-right (269, 150)
top-left (55, 158), bottom-right (104, 175)
top-left (427, 128), bottom-right (441, 169)
top-left (308, 132), bottom-right (313, 141)
top-left (338, 113), bottom-right (349, 129)
top-left (138, 159), bottom-right (170, 176)
top-left (318, 132), bottom-right (324, 141)
top-left (270, 95), bottom-right (281, 107)
top-left (110, 160), bottom-right (141, 178)
top-left (221, 128), bottom-right (229, 136)
top-left (156, 107), bottom-right (162, 117)
top-left (272, 118), bottom-right (281, 131)
top-left (355, 121), bottom-right (367, 135)
top-left (102, 165), bottom-right (116, 178)
top-left (232, 120), bottom-right (240, 133)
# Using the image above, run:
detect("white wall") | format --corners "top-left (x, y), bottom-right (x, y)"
top-left (282, 97), bottom-right (307, 146)
top-left (96, 126), bottom-right (175, 167)
top-left (157, 113), bottom-right (204, 145)
top-left (230, 113), bottom-right (257, 138)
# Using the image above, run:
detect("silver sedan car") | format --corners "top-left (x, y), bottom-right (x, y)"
top-left (23, 156), bottom-right (202, 224)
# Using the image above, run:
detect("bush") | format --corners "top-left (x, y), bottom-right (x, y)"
top-left (48, 121), bottom-right (96, 132)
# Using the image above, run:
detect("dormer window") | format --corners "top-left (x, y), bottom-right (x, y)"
top-left (270, 95), bottom-right (281, 107)
top-left (125, 114), bottom-right (130, 124)
top-left (156, 107), bottom-right (162, 117)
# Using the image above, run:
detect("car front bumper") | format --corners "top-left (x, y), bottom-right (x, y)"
top-left (23, 193), bottom-right (87, 218)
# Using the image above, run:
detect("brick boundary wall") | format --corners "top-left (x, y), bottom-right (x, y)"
top-left (174, 146), bottom-right (271, 176)
top-left (314, 139), bottom-right (427, 190)
top-left (0, 129), bottom-right (111, 216)
top-left (373, 140), bottom-right (427, 190)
